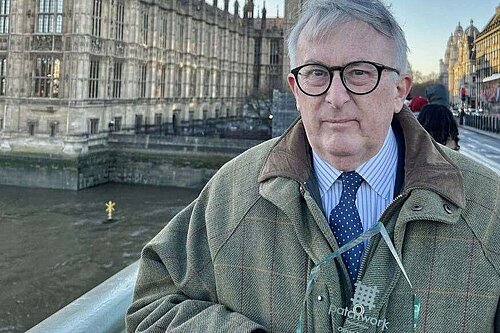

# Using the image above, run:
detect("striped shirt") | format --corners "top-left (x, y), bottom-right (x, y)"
top-left (312, 128), bottom-right (398, 233)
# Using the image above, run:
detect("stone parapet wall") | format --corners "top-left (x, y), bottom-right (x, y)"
top-left (108, 134), bottom-right (263, 155)
top-left (0, 136), bottom-right (256, 190)
top-left (110, 151), bottom-right (232, 189)
top-left (0, 153), bottom-right (79, 190)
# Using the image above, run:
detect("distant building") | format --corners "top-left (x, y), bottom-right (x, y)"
top-left (283, 0), bottom-right (302, 85)
top-left (476, 5), bottom-right (500, 112)
top-left (440, 5), bottom-right (500, 113)
top-left (269, 0), bottom-right (302, 137)
top-left (0, 0), bottom-right (284, 155)
top-left (441, 21), bottom-right (479, 107)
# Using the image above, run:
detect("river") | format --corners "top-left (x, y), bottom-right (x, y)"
top-left (0, 183), bottom-right (200, 332)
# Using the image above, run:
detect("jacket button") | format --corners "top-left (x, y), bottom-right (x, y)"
top-left (299, 185), bottom-right (305, 196)
top-left (443, 204), bottom-right (453, 214)
top-left (411, 204), bottom-right (423, 211)
top-left (317, 296), bottom-right (323, 301)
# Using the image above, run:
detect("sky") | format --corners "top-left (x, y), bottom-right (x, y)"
top-left (223, 0), bottom-right (498, 75)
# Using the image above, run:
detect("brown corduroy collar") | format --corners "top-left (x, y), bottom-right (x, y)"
top-left (258, 107), bottom-right (465, 208)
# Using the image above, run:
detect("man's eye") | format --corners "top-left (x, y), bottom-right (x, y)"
top-left (351, 69), bottom-right (366, 76)
top-left (312, 70), bottom-right (328, 77)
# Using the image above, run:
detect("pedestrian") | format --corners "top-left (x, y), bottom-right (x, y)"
top-left (417, 104), bottom-right (460, 150)
top-left (408, 95), bottom-right (428, 113)
top-left (126, 1), bottom-right (499, 332)
top-left (425, 83), bottom-right (449, 107)
top-left (459, 107), bottom-right (466, 125)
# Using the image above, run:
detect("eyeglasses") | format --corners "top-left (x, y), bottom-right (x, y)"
top-left (290, 61), bottom-right (400, 96)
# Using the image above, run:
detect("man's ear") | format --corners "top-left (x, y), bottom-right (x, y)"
top-left (287, 73), bottom-right (301, 113)
top-left (287, 73), bottom-right (298, 94)
top-left (394, 74), bottom-right (412, 114)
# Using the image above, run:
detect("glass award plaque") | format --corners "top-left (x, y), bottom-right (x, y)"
top-left (295, 222), bottom-right (421, 333)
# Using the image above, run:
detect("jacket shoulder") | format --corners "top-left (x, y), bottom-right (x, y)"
top-left (211, 137), bottom-right (279, 185)
top-left (445, 149), bottom-right (499, 193)
top-left (445, 149), bottom-right (500, 271)
top-left (198, 138), bottom-right (279, 247)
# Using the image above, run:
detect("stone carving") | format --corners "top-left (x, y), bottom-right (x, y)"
top-left (91, 37), bottom-right (103, 53)
top-left (115, 42), bottom-right (124, 57)
top-left (32, 35), bottom-right (53, 51)
top-left (54, 36), bottom-right (63, 50)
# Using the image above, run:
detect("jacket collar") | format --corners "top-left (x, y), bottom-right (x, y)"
top-left (258, 107), bottom-right (465, 208)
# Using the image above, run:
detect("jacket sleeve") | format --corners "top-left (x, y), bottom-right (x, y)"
top-left (125, 190), bottom-right (267, 333)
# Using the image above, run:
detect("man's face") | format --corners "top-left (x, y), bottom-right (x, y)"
top-left (288, 20), bottom-right (412, 171)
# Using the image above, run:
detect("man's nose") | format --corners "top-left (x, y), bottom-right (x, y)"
top-left (324, 73), bottom-right (350, 108)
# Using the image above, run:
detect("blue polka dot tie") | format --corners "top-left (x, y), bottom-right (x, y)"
top-left (329, 171), bottom-right (365, 285)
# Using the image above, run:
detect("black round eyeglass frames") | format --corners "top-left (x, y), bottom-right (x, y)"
top-left (290, 61), bottom-right (400, 96)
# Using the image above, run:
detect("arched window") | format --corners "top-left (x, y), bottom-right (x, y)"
top-left (33, 56), bottom-right (60, 98)
top-left (37, 0), bottom-right (63, 33)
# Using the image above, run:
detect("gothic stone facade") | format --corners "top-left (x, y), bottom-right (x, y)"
top-left (0, 0), bottom-right (284, 155)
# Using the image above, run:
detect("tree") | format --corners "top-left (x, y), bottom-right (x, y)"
top-left (409, 71), bottom-right (440, 97)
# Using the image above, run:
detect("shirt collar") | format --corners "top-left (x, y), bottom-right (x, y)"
top-left (312, 150), bottom-right (341, 197)
top-left (312, 127), bottom-right (398, 199)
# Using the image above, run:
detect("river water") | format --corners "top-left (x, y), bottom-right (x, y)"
top-left (0, 183), bottom-right (199, 333)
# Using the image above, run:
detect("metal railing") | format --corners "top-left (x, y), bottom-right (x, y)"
top-left (110, 116), bottom-right (272, 141)
top-left (462, 114), bottom-right (500, 134)
top-left (26, 261), bottom-right (139, 333)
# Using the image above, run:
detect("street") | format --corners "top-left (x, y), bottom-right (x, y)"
top-left (459, 127), bottom-right (500, 174)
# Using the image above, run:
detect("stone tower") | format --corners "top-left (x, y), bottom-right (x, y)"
top-left (283, 0), bottom-right (303, 84)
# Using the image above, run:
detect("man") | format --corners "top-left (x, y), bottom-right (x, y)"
top-left (127, 1), bottom-right (499, 332)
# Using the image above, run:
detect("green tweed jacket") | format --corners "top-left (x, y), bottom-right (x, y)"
top-left (126, 108), bottom-right (499, 333)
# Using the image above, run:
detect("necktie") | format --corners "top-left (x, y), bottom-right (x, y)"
top-left (329, 171), bottom-right (365, 285)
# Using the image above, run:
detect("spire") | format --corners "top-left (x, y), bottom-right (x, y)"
top-left (262, 1), bottom-right (267, 19)
top-left (224, 0), bottom-right (229, 12)
top-left (277, 4), bottom-right (279, 18)
top-left (234, 0), bottom-right (239, 17)
top-left (245, 0), bottom-right (254, 19)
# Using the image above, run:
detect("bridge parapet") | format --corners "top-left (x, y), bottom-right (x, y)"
top-left (26, 261), bottom-right (139, 333)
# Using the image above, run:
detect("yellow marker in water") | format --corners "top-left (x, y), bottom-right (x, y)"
top-left (105, 201), bottom-right (116, 220)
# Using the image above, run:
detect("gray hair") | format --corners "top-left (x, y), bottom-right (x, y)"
top-left (287, 0), bottom-right (409, 74)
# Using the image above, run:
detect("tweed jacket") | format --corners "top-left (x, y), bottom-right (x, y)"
top-left (126, 108), bottom-right (500, 333)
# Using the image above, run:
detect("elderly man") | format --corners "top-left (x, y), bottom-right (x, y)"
top-left (126, 0), bottom-right (499, 332)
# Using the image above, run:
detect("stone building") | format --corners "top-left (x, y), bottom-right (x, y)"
top-left (441, 23), bottom-right (463, 102)
top-left (282, 0), bottom-right (301, 83)
top-left (453, 21), bottom-right (479, 107)
top-left (441, 21), bottom-right (479, 107)
top-left (476, 5), bottom-right (500, 112)
top-left (268, 0), bottom-right (302, 138)
top-left (0, 0), bottom-right (284, 155)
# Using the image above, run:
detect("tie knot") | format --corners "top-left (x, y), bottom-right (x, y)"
top-left (341, 171), bottom-right (363, 193)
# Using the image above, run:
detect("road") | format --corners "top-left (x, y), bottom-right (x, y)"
top-left (459, 127), bottom-right (500, 174)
